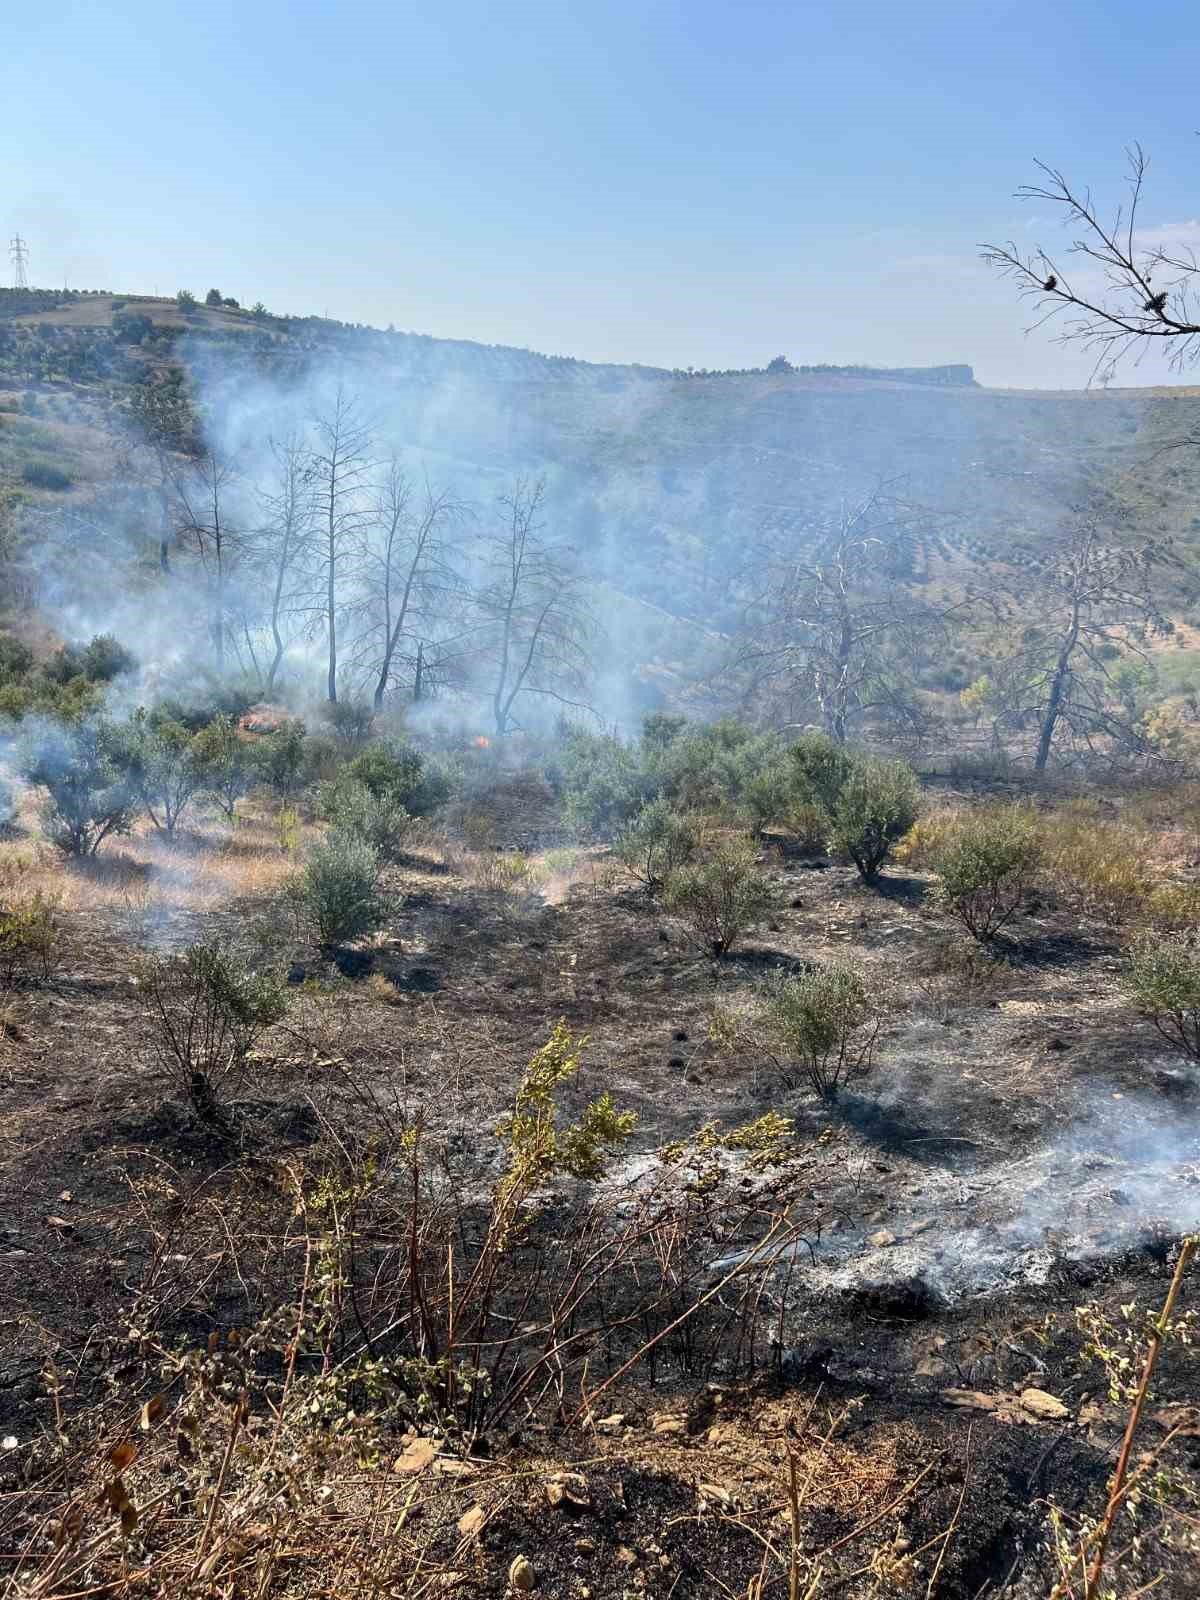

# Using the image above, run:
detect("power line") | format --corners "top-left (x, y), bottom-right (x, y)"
top-left (10, 233), bottom-right (29, 290)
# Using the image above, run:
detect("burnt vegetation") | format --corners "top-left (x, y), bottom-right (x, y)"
top-left (3, 282), bottom-right (1200, 1600)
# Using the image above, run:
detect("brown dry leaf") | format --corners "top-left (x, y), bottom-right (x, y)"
top-left (108, 1442), bottom-right (138, 1472)
top-left (651, 1413), bottom-right (685, 1435)
top-left (457, 1503), bottom-right (486, 1539)
top-left (596, 1412), bottom-right (625, 1434)
top-left (940, 1389), bottom-right (997, 1411)
top-left (508, 1553), bottom-right (535, 1590)
top-left (45, 1215), bottom-right (73, 1231)
top-left (697, 1482), bottom-right (733, 1509)
top-left (437, 1457), bottom-right (480, 1477)
top-left (140, 1394), bottom-right (166, 1432)
top-left (545, 1472), bottom-right (590, 1510)
top-left (393, 1438), bottom-right (439, 1476)
top-left (1020, 1388), bottom-right (1070, 1422)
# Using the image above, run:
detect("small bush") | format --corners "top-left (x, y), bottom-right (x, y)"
top-left (664, 837), bottom-right (773, 954)
top-left (0, 892), bottom-right (59, 985)
top-left (788, 731), bottom-right (854, 816)
top-left (612, 798), bottom-right (699, 890)
top-left (1125, 933), bottom-right (1200, 1062)
top-left (934, 804), bottom-right (1042, 941)
top-left (254, 721), bottom-right (308, 801)
top-left (192, 714), bottom-right (253, 821)
top-left (760, 962), bottom-right (879, 1099)
top-left (829, 757), bottom-right (919, 883)
top-left (140, 941), bottom-right (286, 1122)
top-left (1144, 882), bottom-right (1200, 934)
top-left (290, 833), bottom-right (386, 946)
top-left (123, 712), bottom-right (207, 834)
top-left (22, 717), bottom-right (137, 856)
top-left (21, 459), bottom-right (73, 492)
top-left (470, 850), bottom-right (535, 895)
top-left (736, 759), bottom-right (798, 836)
top-left (341, 740), bottom-right (449, 817)
top-left (560, 729), bottom-right (656, 837)
top-left (321, 780), bottom-right (412, 864)
top-left (787, 801), bottom-right (829, 856)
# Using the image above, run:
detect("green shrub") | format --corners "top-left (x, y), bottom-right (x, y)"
top-left (254, 721), bottom-right (308, 801)
top-left (323, 779), bottom-right (412, 864)
top-left (290, 833), bottom-right (386, 945)
top-left (1125, 933), bottom-right (1200, 1062)
top-left (612, 798), bottom-right (699, 890)
top-left (140, 941), bottom-right (286, 1122)
top-left (122, 711), bottom-right (206, 834)
top-left (560, 729), bottom-right (656, 838)
top-left (21, 717), bottom-right (137, 856)
top-left (0, 634), bottom-right (34, 683)
top-left (43, 633), bottom-right (136, 687)
top-left (20, 459), bottom-right (72, 492)
top-left (761, 963), bottom-right (879, 1099)
top-left (934, 804), bottom-right (1041, 941)
top-left (664, 837), bottom-right (773, 954)
top-left (339, 740), bottom-right (449, 817)
top-left (654, 718), bottom-right (762, 814)
top-left (734, 756), bottom-right (797, 836)
top-left (192, 714), bottom-right (253, 821)
top-left (829, 757), bottom-right (919, 883)
top-left (0, 892), bottom-right (59, 985)
top-left (788, 731), bottom-right (854, 817)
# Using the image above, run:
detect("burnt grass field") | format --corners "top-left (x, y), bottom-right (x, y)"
top-left (3, 774), bottom-right (1200, 1599)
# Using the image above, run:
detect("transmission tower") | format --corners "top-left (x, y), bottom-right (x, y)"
top-left (10, 233), bottom-right (29, 290)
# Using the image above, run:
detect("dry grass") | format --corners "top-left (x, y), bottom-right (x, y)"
top-left (0, 802), bottom-right (320, 918)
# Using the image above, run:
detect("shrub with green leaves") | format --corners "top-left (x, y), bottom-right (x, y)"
top-left (339, 740), bottom-right (449, 817)
top-left (761, 962), bottom-right (879, 1099)
top-left (664, 837), bottom-right (773, 954)
top-left (21, 716), bottom-right (137, 856)
top-left (734, 755), bottom-right (798, 836)
top-left (829, 757), bottom-right (919, 883)
top-left (140, 941), bottom-right (286, 1122)
top-left (0, 892), bottom-right (59, 985)
top-left (1125, 933), bottom-right (1200, 1062)
top-left (560, 728), bottom-right (656, 838)
top-left (192, 714), bottom-right (252, 821)
top-left (122, 711), bottom-right (207, 834)
top-left (254, 720), bottom-right (308, 801)
top-left (612, 798), bottom-right (699, 890)
top-left (322, 779), bottom-right (412, 864)
top-left (290, 833), bottom-right (386, 946)
top-left (934, 804), bottom-right (1041, 941)
top-left (788, 731), bottom-right (854, 817)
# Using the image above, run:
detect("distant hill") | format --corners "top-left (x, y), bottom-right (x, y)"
top-left (4, 287), bottom-right (1200, 701)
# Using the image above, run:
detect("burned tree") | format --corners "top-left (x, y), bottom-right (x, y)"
top-left (731, 487), bottom-right (956, 744)
top-left (476, 477), bottom-right (595, 736)
top-left (304, 385), bottom-right (374, 704)
top-left (983, 145), bottom-right (1200, 377)
top-left (357, 461), bottom-right (469, 711)
top-left (251, 434), bottom-right (316, 695)
top-left (172, 444), bottom-right (245, 674)
top-left (984, 505), bottom-right (1174, 772)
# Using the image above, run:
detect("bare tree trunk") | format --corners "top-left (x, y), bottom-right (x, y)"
top-left (1034, 638), bottom-right (1074, 772)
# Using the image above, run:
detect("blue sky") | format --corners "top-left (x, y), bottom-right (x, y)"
top-left (5, 0), bottom-right (1200, 387)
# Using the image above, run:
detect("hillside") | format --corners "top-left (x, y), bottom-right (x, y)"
top-left (5, 288), bottom-right (1200, 715)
